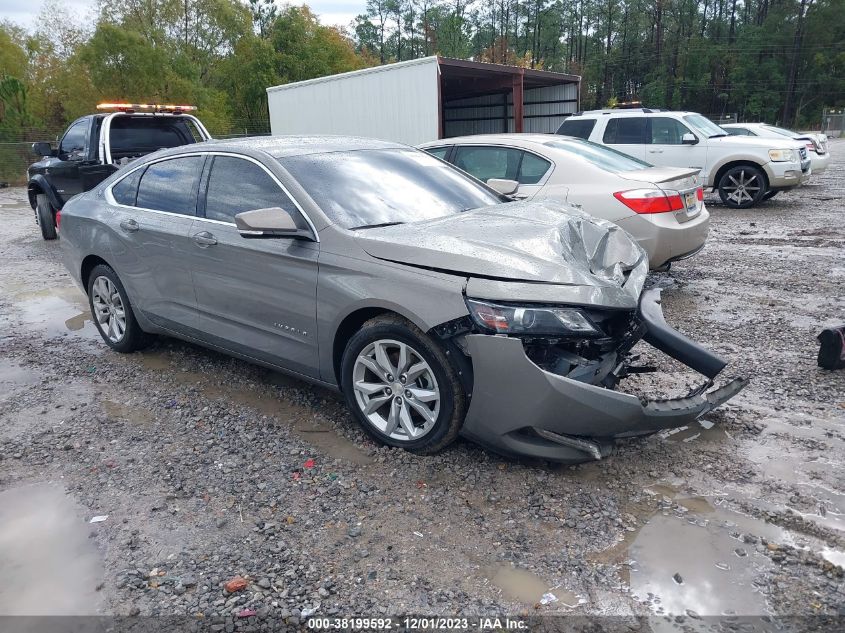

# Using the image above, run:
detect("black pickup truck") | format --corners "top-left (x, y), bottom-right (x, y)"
top-left (27, 104), bottom-right (211, 239)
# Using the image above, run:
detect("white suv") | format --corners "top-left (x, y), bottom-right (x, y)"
top-left (558, 109), bottom-right (810, 209)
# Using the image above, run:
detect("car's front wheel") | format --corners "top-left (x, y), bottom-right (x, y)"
top-left (341, 315), bottom-right (466, 454)
top-left (717, 165), bottom-right (767, 209)
top-left (87, 264), bottom-right (151, 353)
top-left (35, 194), bottom-right (57, 240)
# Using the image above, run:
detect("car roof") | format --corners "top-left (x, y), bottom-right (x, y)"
top-left (193, 135), bottom-right (407, 158)
top-left (420, 133), bottom-right (564, 148)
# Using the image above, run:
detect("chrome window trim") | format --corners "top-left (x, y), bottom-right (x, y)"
top-left (104, 151), bottom-right (320, 242)
top-left (448, 143), bottom-right (555, 186)
top-left (98, 111), bottom-right (212, 165)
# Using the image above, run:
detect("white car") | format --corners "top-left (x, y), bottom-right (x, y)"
top-left (722, 123), bottom-right (830, 177)
top-left (558, 109), bottom-right (811, 209)
top-left (419, 134), bottom-right (709, 271)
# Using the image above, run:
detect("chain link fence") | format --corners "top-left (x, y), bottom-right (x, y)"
top-left (0, 118), bottom-right (272, 187)
top-left (821, 107), bottom-right (843, 138)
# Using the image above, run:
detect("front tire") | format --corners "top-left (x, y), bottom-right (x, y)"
top-left (717, 165), bottom-right (767, 209)
top-left (340, 315), bottom-right (466, 454)
top-left (36, 194), bottom-right (57, 240)
top-left (86, 264), bottom-right (151, 352)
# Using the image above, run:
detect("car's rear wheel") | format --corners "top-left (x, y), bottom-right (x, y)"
top-left (717, 165), bottom-right (767, 209)
top-left (87, 264), bottom-right (151, 353)
top-left (340, 315), bottom-right (466, 454)
top-left (36, 194), bottom-right (57, 240)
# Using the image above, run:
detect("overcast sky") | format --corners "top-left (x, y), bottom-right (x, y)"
top-left (0, 0), bottom-right (364, 32)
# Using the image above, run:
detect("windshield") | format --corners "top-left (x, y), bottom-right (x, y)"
top-left (279, 148), bottom-right (503, 229)
top-left (684, 114), bottom-right (727, 138)
top-left (544, 138), bottom-right (652, 173)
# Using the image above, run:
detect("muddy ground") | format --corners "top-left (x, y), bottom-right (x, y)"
top-left (0, 143), bottom-right (843, 631)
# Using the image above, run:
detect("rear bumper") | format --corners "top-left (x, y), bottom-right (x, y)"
top-left (616, 207), bottom-right (710, 270)
top-left (460, 289), bottom-right (747, 462)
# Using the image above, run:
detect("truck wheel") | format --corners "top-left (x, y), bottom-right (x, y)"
top-left (36, 193), bottom-right (57, 240)
top-left (717, 166), bottom-right (767, 209)
top-left (340, 315), bottom-right (466, 455)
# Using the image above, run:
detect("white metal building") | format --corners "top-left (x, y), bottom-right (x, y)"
top-left (266, 57), bottom-right (580, 146)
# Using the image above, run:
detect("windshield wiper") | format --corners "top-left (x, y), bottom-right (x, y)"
top-left (350, 221), bottom-right (405, 231)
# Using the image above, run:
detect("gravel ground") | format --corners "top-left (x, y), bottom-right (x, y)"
top-left (1, 143), bottom-right (844, 630)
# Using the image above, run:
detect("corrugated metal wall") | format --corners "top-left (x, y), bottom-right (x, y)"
top-left (443, 83), bottom-right (578, 137)
top-left (267, 57), bottom-right (440, 146)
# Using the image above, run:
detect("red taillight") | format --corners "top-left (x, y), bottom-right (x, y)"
top-left (613, 189), bottom-right (684, 214)
top-left (696, 187), bottom-right (704, 201)
top-left (55, 210), bottom-right (61, 229)
top-left (806, 142), bottom-right (815, 151)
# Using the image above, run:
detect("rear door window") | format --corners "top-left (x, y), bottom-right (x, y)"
top-left (453, 146), bottom-right (522, 182)
top-left (111, 168), bottom-right (143, 206)
top-left (136, 156), bottom-right (203, 215)
top-left (424, 146), bottom-right (451, 160)
top-left (204, 156), bottom-right (299, 223)
top-left (557, 118), bottom-right (597, 139)
top-left (603, 117), bottom-right (648, 144)
top-left (518, 152), bottom-right (552, 184)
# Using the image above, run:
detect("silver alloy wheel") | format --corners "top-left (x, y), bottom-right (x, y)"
top-left (91, 275), bottom-right (127, 343)
top-left (352, 339), bottom-right (441, 442)
top-left (722, 169), bottom-right (761, 205)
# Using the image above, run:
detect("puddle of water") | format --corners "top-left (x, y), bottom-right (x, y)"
top-left (628, 511), bottom-right (773, 616)
top-left (12, 287), bottom-right (95, 339)
top-left (0, 483), bottom-right (103, 615)
top-left (660, 419), bottom-right (727, 444)
top-left (0, 359), bottom-right (40, 393)
top-left (102, 399), bottom-right (155, 427)
top-left (485, 566), bottom-right (550, 604)
top-left (136, 351), bottom-right (371, 465)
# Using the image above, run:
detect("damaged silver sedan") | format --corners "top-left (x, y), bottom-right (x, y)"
top-left (59, 136), bottom-right (747, 463)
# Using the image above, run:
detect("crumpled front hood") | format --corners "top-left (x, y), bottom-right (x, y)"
top-left (356, 200), bottom-right (648, 295)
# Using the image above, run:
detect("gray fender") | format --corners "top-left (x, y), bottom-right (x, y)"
top-left (28, 175), bottom-right (62, 210)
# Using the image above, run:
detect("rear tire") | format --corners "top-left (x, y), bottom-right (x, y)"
top-left (340, 315), bottom-right (466, 455)
top-left (86, 264), bottom-right (151, 353)
top-left (36, 193), bottom-right (57, 240)
top-left (717, 165), bottom-right (767, 209)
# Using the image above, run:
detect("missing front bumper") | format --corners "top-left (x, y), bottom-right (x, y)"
top-left (459, 290), bottom-right (748, 462)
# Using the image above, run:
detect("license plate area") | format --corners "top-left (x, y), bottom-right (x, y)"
top-left (676, 191), bottom-right (700, 221)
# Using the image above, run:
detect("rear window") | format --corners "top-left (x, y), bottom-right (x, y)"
top-left (109, 117), bottom-right (196, 155)
top-left (557, 118), bottom-right (597, 139)
top-left (544, 138), bottom-right (651, 173)
top-left (603, 117), bottom-right (648, 144)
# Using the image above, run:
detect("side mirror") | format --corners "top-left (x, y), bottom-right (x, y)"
top-left (681, 133), bottom-right (698, 145)
top-left (32, 142), bottom-right (54, 157)
top-left (487, 178), bottom-right (520, 195)
top-left (234, 207), bottom-right (313, 240)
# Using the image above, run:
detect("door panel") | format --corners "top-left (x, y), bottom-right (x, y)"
top-left (190, 221), bottom-right (320, 377)
top-left (190, 154), bottom-right (320, 376)
top-left (108, 209), bottom-right (198, 332)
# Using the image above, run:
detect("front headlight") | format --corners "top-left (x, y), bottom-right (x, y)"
top-left (465, 299), bottom-right (601, 336)
top-left (768, 149), bottom-right (796, 162)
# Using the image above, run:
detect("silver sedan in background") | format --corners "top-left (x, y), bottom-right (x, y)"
top-left (58, 136), bottom-right (745, 463)
top-left (419, 134), bottom-right (710, 271)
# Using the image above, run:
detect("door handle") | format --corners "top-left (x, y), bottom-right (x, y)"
top-left (119, 219), bottom-right (139, 232)
top-left (648, 149), bottom-right (664, 154)
top-left (193, 231), bottom-right (217, 247)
